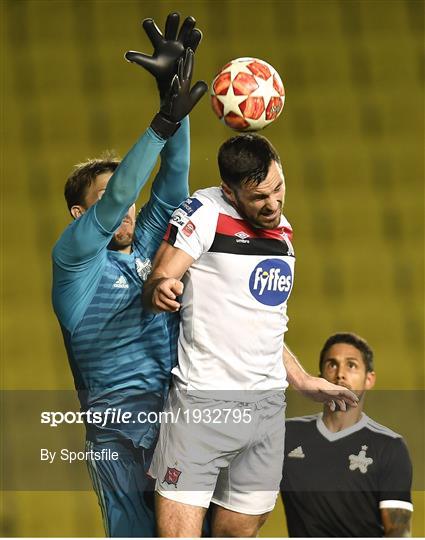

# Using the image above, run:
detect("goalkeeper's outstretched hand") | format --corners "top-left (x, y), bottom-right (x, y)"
top-left (150, 48), bottom-right (208, 139)
top-left (125, 12), bottom-right (202, 102)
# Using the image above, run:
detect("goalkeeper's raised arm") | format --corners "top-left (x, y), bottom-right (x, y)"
top-left (51, 12), bottom-right (207, 538)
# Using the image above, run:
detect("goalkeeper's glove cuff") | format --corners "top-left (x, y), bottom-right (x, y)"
top-left (150, 113), bottom-right (181, 139)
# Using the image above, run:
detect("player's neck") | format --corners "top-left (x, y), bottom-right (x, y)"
top-left (322, 406), bottom-right (364, 432)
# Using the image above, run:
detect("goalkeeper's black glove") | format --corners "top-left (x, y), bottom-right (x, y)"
top-left (125, 12), bottom-right (202, 103)
top-left (149, 48), bottom-right (208, 139)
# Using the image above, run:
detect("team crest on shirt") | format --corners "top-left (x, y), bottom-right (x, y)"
top-left (135, 257), bottom-right (152, 281)
top-left (281, 231), bottom-right (295, 256)
top-left (163, 467), bottom-right (182, 487)
top-left (349, 445), bottom-right (373, 474)
top-left (249, 258), bottom-right (293, 306)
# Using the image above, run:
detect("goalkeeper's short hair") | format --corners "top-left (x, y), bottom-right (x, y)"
top-left (64, 151), bottom-right (120, 214)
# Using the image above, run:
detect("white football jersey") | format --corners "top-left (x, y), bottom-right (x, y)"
top-left (164, 187), bottom-right (295, 397)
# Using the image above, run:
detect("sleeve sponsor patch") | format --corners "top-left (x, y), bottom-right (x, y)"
top-left (168, 209), bottom-right (196, 237)
top-left (182, 220), bottom-right (196, 237)
top-left (170, 209), bottom-right (189, 228)
top-left (179, 197), bottom-right (203, 216)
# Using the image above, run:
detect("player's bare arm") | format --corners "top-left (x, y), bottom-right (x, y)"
top-left (143, 241), bottom-right (194, 312)
top-left (381, 508), bottom-right (412, 537)
top-left (283, 343), bottom-right (358, 410)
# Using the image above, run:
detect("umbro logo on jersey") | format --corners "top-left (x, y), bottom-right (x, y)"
top-left (349, 445), bottom-right (373, 474)
top-left (288, 446), bottom-right (305, 458)
top-left (113, 275), bottom-right (129, 289)
top-left (235, 231), bottom-right (250, 244)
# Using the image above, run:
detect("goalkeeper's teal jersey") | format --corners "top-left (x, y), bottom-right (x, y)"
top-left (52, 121), bottom-right (189, 448)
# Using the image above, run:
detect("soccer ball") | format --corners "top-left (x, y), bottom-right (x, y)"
top-left (210, 57), bottom-right (285, 131)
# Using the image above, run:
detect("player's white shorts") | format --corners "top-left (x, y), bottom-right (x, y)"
top-left (150, 384), bottom-right (286, 515)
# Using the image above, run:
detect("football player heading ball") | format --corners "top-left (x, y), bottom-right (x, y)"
top-left (143, 118), bottom-right (358, 538)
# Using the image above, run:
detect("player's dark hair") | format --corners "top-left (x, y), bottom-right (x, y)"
top-left (64, 151), bottom-right (120, 214)
top-left (218, 133), bottom-right (281, 189)
top-left (319, 332), bottom-right (374, 373)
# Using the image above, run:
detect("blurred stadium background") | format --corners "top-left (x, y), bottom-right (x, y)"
top-left (1, 0), bottom-right (424, 536)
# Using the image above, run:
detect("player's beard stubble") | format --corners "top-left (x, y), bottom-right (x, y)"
top-left (108, 215), bottom-right (135, 251)
top-left (235, 195), bottom-right (283, 230)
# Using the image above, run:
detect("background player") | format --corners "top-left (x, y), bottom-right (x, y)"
top-left (280, 332), bottom-right (413, 537)
top-left (52, 13), bottom-right (207, 537)
top-left (143, 134), bottom-right (359, 537)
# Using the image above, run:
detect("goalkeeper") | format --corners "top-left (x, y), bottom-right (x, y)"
top-left (51, 13), bottom-right (207, 537)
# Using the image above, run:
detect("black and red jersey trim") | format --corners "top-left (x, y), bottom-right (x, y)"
top-left (209, 214), bottom-right (294, 257)
top-left (209, 235), bottom-right (292, 256)
top-left (164, 213), bottom-right (294, 256)
top-left (164, 223), bottom-right (178, 245)
top-left (216, 214), bottom-right (293, 241)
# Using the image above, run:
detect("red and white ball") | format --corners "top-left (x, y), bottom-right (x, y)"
top-left (210, 57), bottom-right (285, 132)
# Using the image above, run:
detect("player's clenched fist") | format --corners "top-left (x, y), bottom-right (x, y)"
top-left (152, 278), bottom-right (184, 312)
